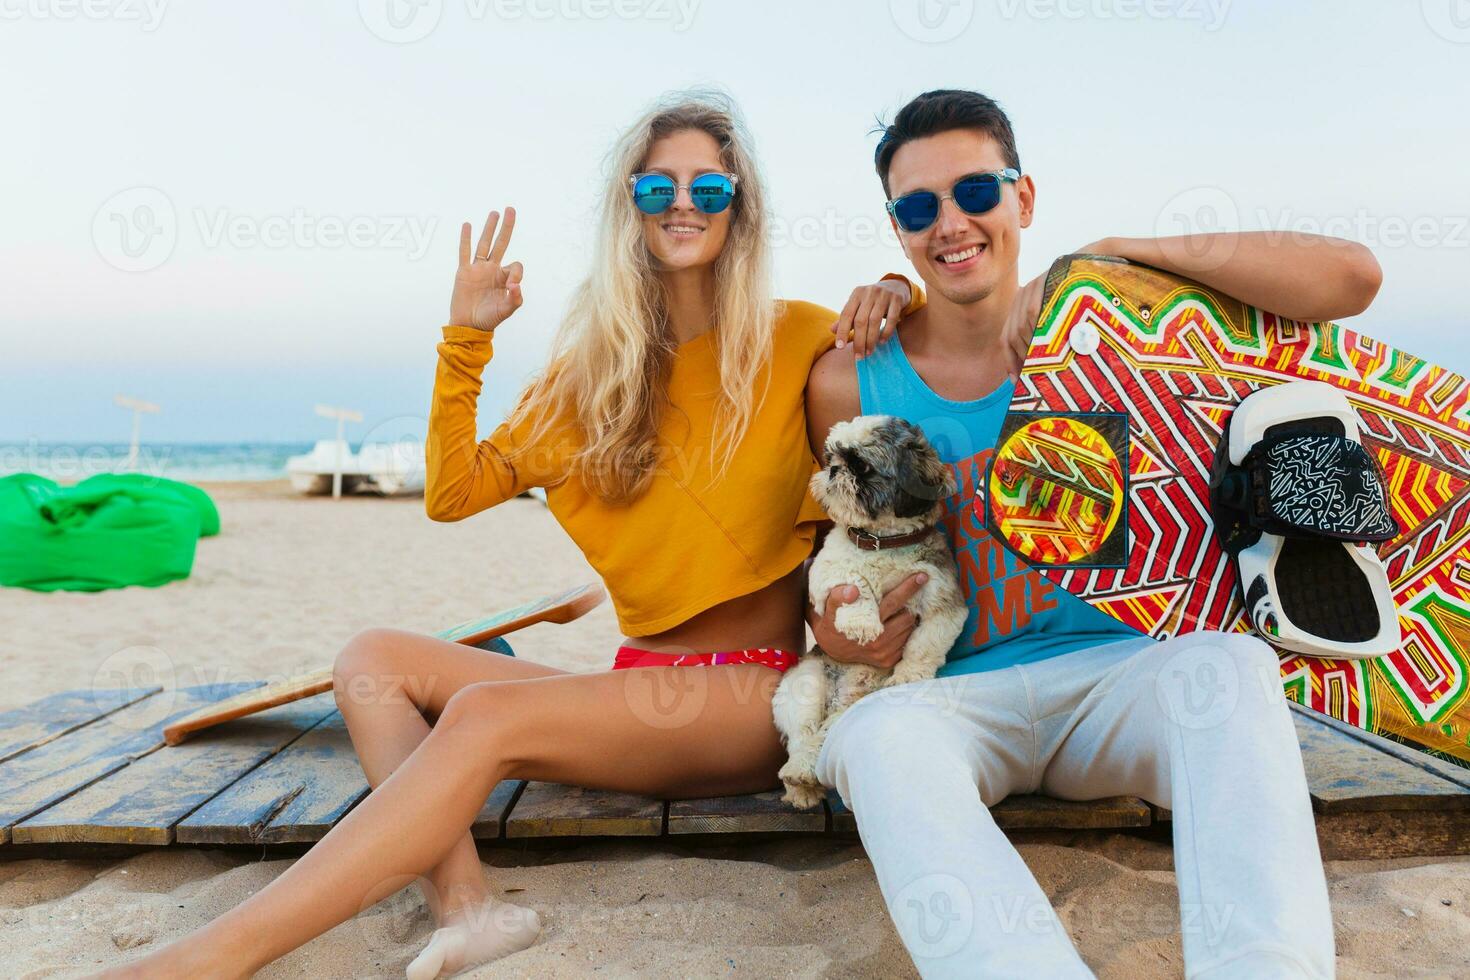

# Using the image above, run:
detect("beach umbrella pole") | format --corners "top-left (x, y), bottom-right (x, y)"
top-left (315, 404), bottom-right (363, 500)
top-left (127, 409), bottom-right (141, 471)
top-left (332, 415), bottom-right (345, 499)
top-left (114, 395), bottom-right (160, 474)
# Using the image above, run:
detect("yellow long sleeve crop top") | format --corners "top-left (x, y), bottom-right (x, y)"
top-left (426, 300), bottom-right (843, 637)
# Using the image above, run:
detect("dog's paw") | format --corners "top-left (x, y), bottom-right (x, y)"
top-left (833, 604), bottom-right (883, 645)
top-left (778, 752), bottom-right (826, 811)
top-left (781, 778), bottom-right (826, 811)
top-left (778, 753), bottom-right (812, 784)
top-left (887, 660), bottom-right (937, 688)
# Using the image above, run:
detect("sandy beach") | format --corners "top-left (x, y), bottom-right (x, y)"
top-left (2, 482), bottom-right (1467, 978)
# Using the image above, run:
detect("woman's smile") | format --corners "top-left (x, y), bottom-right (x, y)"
top-left (660, 221), bottom-right (707, 240)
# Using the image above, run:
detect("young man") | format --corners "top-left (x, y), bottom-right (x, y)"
top-left (805, 90), bottom-right (1382, 979)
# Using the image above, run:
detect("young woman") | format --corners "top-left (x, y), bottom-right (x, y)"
top-left (96, 93), bottom-right (912, 979)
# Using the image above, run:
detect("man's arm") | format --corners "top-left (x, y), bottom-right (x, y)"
top-left (1086, 232), bottom-right (1382, 323)
top-left (805, 346), bottom-right (927, 668)
top-left (996, 232), bottom-right (1386, 377)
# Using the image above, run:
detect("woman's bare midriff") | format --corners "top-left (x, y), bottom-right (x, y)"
top-left (626, 563), bottom-right (807, 654)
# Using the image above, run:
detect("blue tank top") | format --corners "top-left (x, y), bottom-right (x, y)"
top-left (855, 330), bottom-right (1140, 676)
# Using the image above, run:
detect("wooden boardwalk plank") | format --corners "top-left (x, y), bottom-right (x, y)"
top-left (175, 705), bottom-right (365, 844)
top-left (0, 687), bottom-right (161, 765)
top-left (828, 789), bottom-right (856, 833)
top-left (472, 780), bottom-right (525, 840)
top-left (505, 782), bottom-right (664, 838)
top-left (1314, 809), bottom-right (1470, 860)
top-left (1288, 702), bottom-right (1470, 792)
top-left (828, 789), bottom-right (1151, 833)
top-left (176, 709), bottom-right (524, 844)
top-left (991, 795), bottom-right (1152, 830)
top-left (0, 684), bottom-right (257, 845)
top-left (12, 693), bottom-right (334, 845)
top-left (1292, 709), bottom-right (1470, 813)
top-left (5, 685), bottom-right (1469, 856)
top-left (668, 790), bottom-right (825, 834)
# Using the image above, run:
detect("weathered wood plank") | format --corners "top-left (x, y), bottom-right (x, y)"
top-left (472, 780), bottom-right (525, 840)
top-left (11, 682), bottom-right (1464, 854)
top-left (1151, 708), bottom-right (1470, 823)
top-left (175, 705), bottom-right (365, 844)
top-left (990, 795), bottom-right (1152, 830)
top-left (1293, 710), bottom-right (1470, 813)
top-left (175, 709), bottom-right (525, 844)
top-left (828, 789), bottom-right (856, 833)
top-left (0, 687), bottom-right (161, 764)
top-left (505, 782), bottom-right (664, 838)
top-left (0, 683), bottom-right (258, 844)
top-left (12, 694), bottom-right (334, 845)
top-left (1314, 809), bottom-right (1470, 860)
top-left (827, 789), bottom-right (1151, 833)
top-left (667, 790), bottom-right (825, 834)
top-left (1288, 701), bottom-right (1470, 792)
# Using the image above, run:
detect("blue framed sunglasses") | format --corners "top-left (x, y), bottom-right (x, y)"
top-left (885, 168), bottom-right (1021, 233)
top-left (630, 172), bottom-right (739, 215)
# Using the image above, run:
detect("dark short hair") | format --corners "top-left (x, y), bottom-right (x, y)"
top-left (874, 90), bottom-right (1021, 197)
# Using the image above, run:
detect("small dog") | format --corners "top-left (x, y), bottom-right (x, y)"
top-left (773, 415), bottom-right (968, 809)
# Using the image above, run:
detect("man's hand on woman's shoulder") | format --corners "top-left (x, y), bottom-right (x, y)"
top-left (832, 278), bottom-right (912, 358)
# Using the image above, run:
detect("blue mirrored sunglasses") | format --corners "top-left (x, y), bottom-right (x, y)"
top-left (885, 169), bottom-right (1021, 233)
top-left (630, 172), bottom-right (739, 215)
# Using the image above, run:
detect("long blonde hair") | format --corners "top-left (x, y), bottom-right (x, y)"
top-left (509, 89), bottom-right (777, 504)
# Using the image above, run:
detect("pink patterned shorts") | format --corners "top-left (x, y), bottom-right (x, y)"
top-left (611, 646), bottom-right (799, 673)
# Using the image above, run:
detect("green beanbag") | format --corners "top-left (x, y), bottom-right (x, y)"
top-left (0, 473), bottom-right (220, 592)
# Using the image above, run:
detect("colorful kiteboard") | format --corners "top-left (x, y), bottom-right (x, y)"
top-left (989, 254), bottom-right (1470, 768)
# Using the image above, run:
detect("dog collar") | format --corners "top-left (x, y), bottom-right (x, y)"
top-left (846, 525), bottom-right (936, 552)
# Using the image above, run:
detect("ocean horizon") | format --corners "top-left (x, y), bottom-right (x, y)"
top-left (0, 441), bottom-right (329, 483)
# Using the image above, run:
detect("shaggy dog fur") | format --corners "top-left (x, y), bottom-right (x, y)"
top-left (774, 415), bottom-right (968, 809)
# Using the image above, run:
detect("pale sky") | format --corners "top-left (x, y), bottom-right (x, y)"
top-left (3, 0), bottom-right (1468, 442)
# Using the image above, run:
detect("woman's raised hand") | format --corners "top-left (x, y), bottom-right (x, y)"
top-left (449, 209), bottom-right (523, 332)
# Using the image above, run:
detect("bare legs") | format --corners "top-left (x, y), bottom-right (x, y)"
top-left (330, 628), bottom-right (567, 924)
top-left (96, 650), bottom-right (785, 979)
